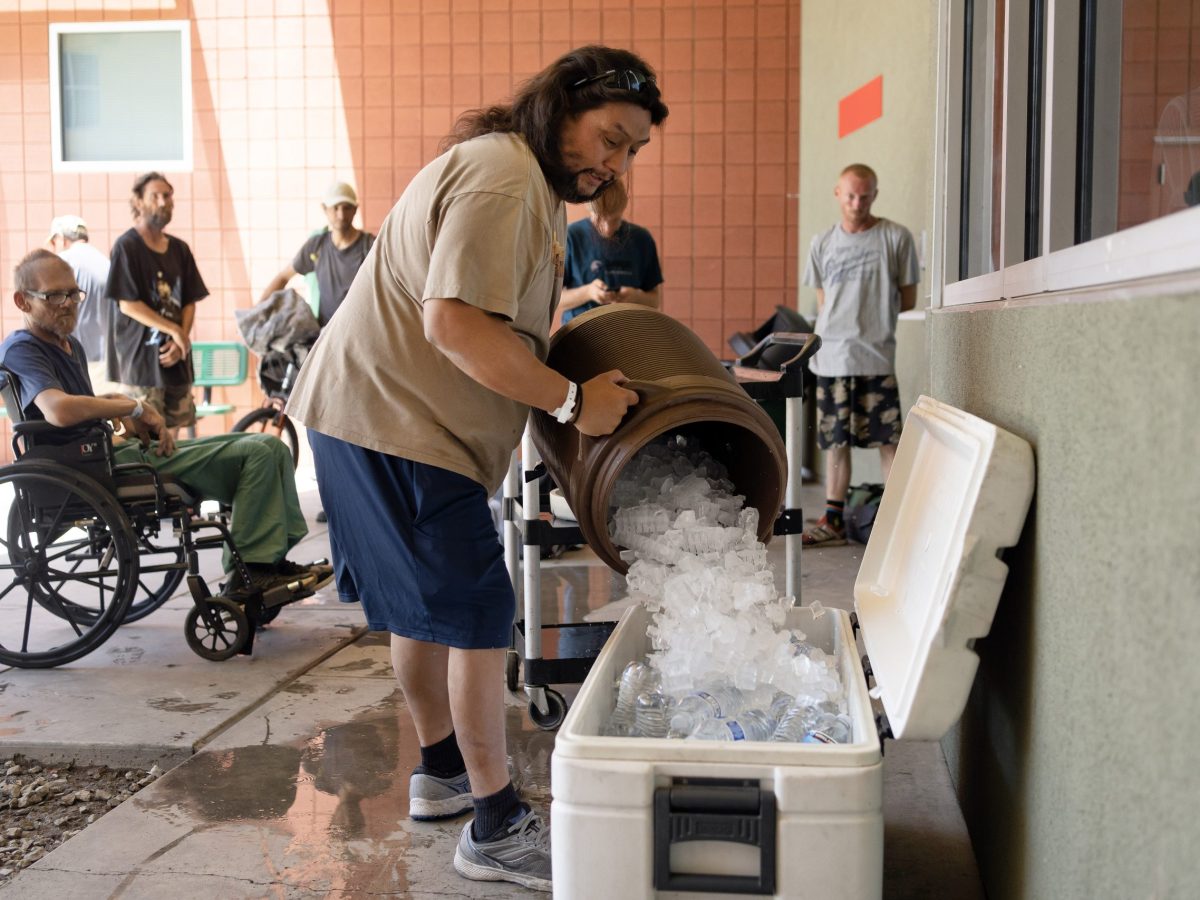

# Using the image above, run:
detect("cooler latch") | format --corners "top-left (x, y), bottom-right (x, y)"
top-left (859, 651), bottom-right (894, 755)
top-left (653, 777), bottom-right (776, 895)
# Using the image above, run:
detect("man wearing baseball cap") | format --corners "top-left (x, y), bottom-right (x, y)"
top-left (260, 181), bottom-right (376, 327)
top-left (47, 214), bottom-right (114, 390)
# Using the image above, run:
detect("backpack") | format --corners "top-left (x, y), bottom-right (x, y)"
top-left (844, 483), bottom-right (885, 544)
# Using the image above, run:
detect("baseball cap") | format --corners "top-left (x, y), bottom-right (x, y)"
top-left (48, 215), bottom-right (88, 241)
top-left (322, 182), bottom-right (358, 207)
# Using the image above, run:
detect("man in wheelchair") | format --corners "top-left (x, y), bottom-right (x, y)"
top-left (2, 250), bottom-right (331, 600)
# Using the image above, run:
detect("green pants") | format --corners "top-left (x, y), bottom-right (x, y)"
top-left (114, 432), bottom-right (308, 569)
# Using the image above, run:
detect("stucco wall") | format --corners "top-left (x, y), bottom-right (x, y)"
top-left (931, 281), bottom-right (1200, 899)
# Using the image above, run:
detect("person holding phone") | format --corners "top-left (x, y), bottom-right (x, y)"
top-left (558, 176), bottom-right (662, 324)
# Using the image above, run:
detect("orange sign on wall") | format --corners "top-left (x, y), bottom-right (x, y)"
top-left (838, 75), bottom-right (884, 138)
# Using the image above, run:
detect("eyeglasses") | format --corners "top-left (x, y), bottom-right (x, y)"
top-left (570, 68), bottom-right (657, 93)
top-left (24, 289), bottom-right (85, 307)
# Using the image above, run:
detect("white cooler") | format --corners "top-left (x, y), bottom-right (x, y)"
top-left (550, 396), bottom-right (1035, 899)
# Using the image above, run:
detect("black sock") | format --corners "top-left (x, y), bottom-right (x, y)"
top-left (414, 731), bottom-right (466, 779)
top-left (471, 783), bottom-right (523, 841)
top-left (825, 499), bottom-right (845, 531)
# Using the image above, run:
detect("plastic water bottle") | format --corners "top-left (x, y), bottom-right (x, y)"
top-left (633, 691), bottom-right (673, 738)
top-left (801, 713), bottom-right (853, 745)
top-left (609, 662), bottom-right (660, 735)
top-left (666, 685), bottom-right (747, 737)
top-left (688, 709), bottom-right (776, 742)
top-left (772, 700), bottom-right (839, 743)
top-left (790, 634), bottom-right (818, 657)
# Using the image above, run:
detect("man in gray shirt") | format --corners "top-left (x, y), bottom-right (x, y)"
top-left (47, 215), bottom-right (113, 390)
top-left (260, 182), bottom-right (375, 327)
top-left (801, 163), bottom-right (919, 546)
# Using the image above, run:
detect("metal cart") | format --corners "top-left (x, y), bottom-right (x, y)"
top-left (503, 331), bottom-right (821, 731)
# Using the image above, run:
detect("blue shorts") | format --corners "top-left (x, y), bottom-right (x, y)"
top-left (308, 430), bottom-right (514, 649)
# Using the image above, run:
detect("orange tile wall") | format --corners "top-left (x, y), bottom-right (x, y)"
top-left (0, 0), bottom-right (801, 449)
top-left (1119, 0), bottom-right (1200, 228)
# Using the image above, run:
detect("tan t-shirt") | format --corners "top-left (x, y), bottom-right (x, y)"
top-left (286, 132), bottom-right (567, 492)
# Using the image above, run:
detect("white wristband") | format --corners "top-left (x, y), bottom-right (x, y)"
top-left (130, 399), bottom-right (144, 419)
top-left (551, 381), bottom-right (578, 424)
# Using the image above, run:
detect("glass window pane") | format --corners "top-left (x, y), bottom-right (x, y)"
top-left (59, 29), bottom-right (184, 163)
top-left (959, 0), bottom-right (1007, 279)
top-left (1083, 0), bottom-right (1200, 241)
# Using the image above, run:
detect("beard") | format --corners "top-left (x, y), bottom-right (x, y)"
top-left (541, 153), bottom-right (615, 204)
top-left (142, 208), bottom-right (172, 230)
top-left (35, 310), bottom-right (77, 341)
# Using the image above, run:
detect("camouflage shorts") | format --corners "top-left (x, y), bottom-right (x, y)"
top-left (815, 375), bottom-right (902, 450)
top-left (119, 382), bottom-right (197, 429)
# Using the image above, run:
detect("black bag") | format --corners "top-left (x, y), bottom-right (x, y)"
top-left (844, 482), bottom-right (885, 544)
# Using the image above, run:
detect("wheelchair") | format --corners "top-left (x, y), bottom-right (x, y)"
top-left (0, 369), bottom-right (319, 669)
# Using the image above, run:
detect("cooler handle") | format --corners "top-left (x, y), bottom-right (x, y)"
top-left (653, 778), bottom-right (777, 895)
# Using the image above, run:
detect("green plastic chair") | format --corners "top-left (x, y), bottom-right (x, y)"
top-left (190, 341), bottom-right (247, 434)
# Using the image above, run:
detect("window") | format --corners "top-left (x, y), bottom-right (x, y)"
top-left (935, 0), bottom-right (1200, 306)
top-left (49, 21), bottom-right (192, 172)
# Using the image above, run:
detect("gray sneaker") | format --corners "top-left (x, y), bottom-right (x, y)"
top-left (453, 807), bottom-right (551, 891)
top-left (409, 770), bottom-right (473, 821)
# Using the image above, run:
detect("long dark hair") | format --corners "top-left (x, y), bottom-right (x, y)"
top-left (441, 45), bottom-right (669, 164)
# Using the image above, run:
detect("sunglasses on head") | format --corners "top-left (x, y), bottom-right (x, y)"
top-left (570, 68), bottom-right (657, 93)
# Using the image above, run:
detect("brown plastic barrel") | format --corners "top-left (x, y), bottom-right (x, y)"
top-left (530, 304), bottom-right (787, 574)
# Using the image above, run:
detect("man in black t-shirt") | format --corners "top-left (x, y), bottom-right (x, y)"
top-left (106, 172), bottom-right (208, 436)
top-left (259, 182), bottom-right (375, 327)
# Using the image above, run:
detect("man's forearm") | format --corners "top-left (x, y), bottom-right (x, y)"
top-left (424, 299), bottom-right (571, 414)
top-left (559, 285), bottom-right (593, 310)
top-left (117, 299), bottom-right (184, 337)
top-left (37, 392), bottom-right (137, 429)
top-left (260, 266), bottom-right (295, 301)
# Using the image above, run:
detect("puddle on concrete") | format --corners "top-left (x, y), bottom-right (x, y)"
top-left (140, 685), bottom-right (558, 893)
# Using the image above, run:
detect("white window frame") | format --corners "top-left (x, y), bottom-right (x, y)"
top-left (49, 20), bottom-right (193, 173)
top-left (932, 0), bottom-right (1200, 309)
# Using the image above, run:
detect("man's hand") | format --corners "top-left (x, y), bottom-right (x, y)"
top-left (158, 337), bottom-right (184, 367)
top-left (584, 279), bottom-right (617, 304)
top-left (127, 405), bottom-right (176, 457)
top-left (166, 327), bottom-right (191, 358)
top-left (575, 370), bottom-right (639, 436)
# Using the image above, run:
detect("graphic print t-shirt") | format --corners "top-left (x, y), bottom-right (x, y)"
top-left (802, 218), bottom-right (919, 377)
top-left (105, 228), bottom-right (208, 388)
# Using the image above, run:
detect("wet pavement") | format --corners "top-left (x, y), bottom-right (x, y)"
top-left (0, 468), bottom-right (981, 898)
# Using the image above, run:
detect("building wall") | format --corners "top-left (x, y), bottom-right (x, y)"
top-left (933, 282), bottom-right (1200, 899)
top-left (0, 0), bottom-right (800, 449)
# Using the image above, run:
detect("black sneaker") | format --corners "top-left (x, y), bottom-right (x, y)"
top-left (221, 563), bottom-right (310, 598)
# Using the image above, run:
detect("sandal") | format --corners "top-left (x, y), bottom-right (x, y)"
top-left (802, 520), bottom-right (847, 547)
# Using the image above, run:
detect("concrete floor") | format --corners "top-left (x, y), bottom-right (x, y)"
top-left (0, 463), bottom-right (983, 898)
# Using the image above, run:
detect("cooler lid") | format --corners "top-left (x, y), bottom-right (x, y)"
top-left (854, 396), bottom-right (1034, 742)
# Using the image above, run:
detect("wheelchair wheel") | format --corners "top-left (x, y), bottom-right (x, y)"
top-left (123, 539), bottom-right (186, 623)
top-left (232, 407), bottom-right (300, 469)
top-left (9, 508), bottom-right (185, 626)
top-left (0, 463), bottom-right (139, 668)
top-left (185, 596), bottom-right (249, 661)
